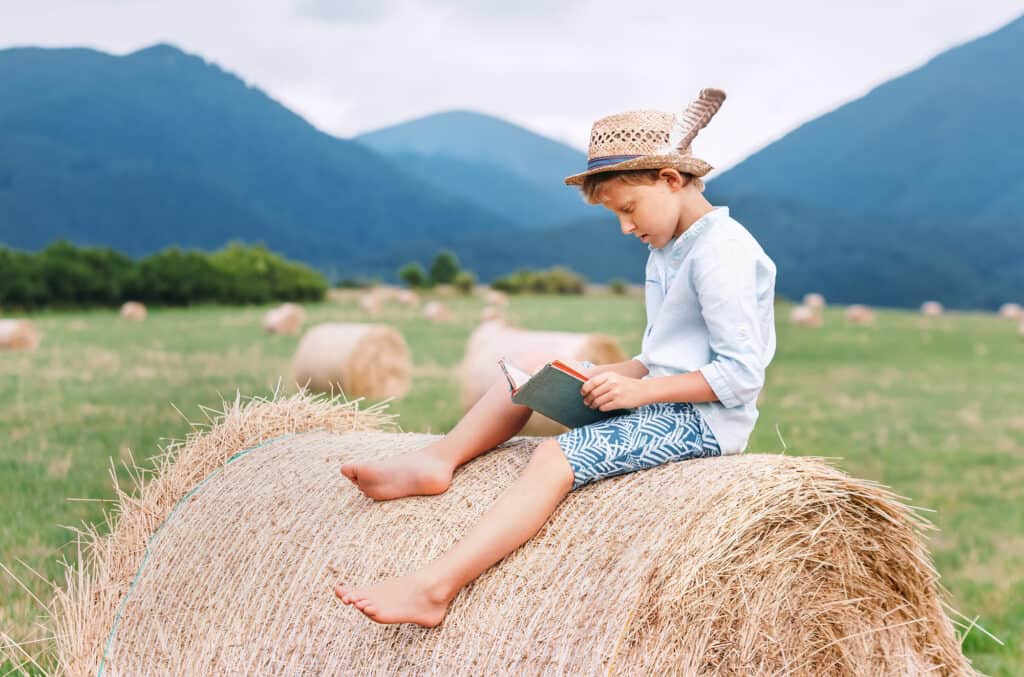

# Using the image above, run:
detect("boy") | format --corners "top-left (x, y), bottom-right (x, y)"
top-left (335, 88), bottom-right (776, 627)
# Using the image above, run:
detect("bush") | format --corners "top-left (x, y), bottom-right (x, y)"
top-left (0, 241), bottom-right (327, 308)
top-left (491, 267), bottom-right (587, 295)
top-left (398, 262), bottom-right (428, 289)
top-left (453, 270), bottom-right (476, 295)
top-left (429, 250), bottom-right (461, 286)
top-left (608, 278), bottom-right (629, 295)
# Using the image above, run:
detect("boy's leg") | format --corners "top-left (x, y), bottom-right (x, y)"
top-left (335, 438), bottom-right (574, 626)
top-left (341, 353), bottom-right (562, 501)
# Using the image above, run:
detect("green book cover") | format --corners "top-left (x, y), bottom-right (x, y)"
top-left (499, 358), bottom-right (630, 429)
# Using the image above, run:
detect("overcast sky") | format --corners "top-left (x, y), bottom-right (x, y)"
top-left (2, 1), bottom-right (1021, 173)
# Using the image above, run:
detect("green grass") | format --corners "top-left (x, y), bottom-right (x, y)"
top-left (1, 292), bottom-right (1021, 674)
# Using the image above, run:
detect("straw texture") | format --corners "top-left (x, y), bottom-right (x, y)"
top-left (43, 392), bottom-right (395, 676)
top-left (52, 424), bottom-right (976, 675)
top-left (291, 323), bottom-right (412, 399)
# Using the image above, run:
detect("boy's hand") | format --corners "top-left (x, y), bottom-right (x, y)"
top-left (581, 372), bottom-right (648, 411)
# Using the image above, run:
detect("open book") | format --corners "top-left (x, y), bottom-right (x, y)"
top-left (498, 357), bottom-right (630, 429)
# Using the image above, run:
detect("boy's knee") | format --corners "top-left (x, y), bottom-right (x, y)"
top-left (531, 438), bottom-right (575, 488)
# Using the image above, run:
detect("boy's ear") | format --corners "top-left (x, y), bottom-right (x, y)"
top-left (659, 168), bottom-right (685, 190)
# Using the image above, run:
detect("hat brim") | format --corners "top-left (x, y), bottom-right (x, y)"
top-left (563, 154), bottom-right (713, 186)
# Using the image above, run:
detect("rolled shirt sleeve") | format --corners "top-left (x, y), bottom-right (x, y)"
top-left (694, 245), bottom-right (768, 409)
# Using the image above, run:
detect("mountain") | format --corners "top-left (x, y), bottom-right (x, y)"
top-left (0, 44), bottom-right (508, 266)
top-left (355, 111), bottom-right (591, 226)
top-left (710, 15), bottom-right (1024, 224)
top-left (703, 14), bottom-right (1024, 308)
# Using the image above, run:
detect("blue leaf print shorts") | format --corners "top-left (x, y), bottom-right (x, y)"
top-left (556, 363), bottom-right (721, 491)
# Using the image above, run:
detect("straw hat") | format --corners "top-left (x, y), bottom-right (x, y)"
top-left (564, 88), bottom-right (726, 186)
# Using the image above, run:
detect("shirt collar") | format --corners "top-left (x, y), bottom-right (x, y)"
top-left (650, 206), bottom-right (728, 256)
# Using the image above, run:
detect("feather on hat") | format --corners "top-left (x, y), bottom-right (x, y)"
top-left (564, 88), bottom-right (726, 186)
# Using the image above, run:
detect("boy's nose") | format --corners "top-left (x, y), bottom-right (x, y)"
top-left (619, 218), bottom-right (636, 235)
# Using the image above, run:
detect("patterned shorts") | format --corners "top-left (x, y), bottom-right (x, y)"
top-left (556, 363), bottom-right (721, 490)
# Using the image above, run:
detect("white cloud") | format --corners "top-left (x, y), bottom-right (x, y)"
top-left (1, 0), bottom-right (1020, 174)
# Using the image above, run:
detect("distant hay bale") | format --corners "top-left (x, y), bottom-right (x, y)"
top-left (802, 292), bottom-right (826, 310)
top-left (119, 301), bottom-right (147, 321)
top-left (0, 319), bottom-right (40, 351)
top-left (262, 302), bottom-right (307, 336)
top-left (921, 301), bottom-right (944, 317)
top-left (844, 304), bottom-right (876, 325)
top-left (998, 302), bottom-right (1022, 319)
top-left (397, 289), bottom-right (419, 307)
top-left (359, 293), bottom-right (382, 316)
top-left (46, 399), bottom-right (975, 675)
top-left (460, 320), bottom-right (627, 435)
top-left (789, 305), bottom-right (823, 328)
top-left (423, 300), bottom-right (453, 323)
top-left (291, 323), bottom-right (412, 399)
top-left (484, 289), bottom-right (509, 306)
top-left (481, 305), bottom-right (504, 322)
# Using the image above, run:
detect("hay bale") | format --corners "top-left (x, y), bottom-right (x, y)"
top-left (844, 304), bottom-right (875, 325)
top-left (397, 289), bottom-right (419, 307)
top-left (998, 302), bottom-right (1022, 319)
top-left (49, 406), bottom-right (974, 675)
top-left (119, 301), bottom-right (147, 321)
top-left (484, 289), bottom-right (509, 306)
top-left (262, 302), bottom-right (307, 336)
top-left (359, 293), bottom-right (382, 316)
top-left (460, 320), bottom-right (626, 435)
top-left (0, 319), bottom-right (40, 351)
top-left (480, 305), bottom-right (504, 322)
top-left (423, 300), bottom-right (453, 323)
top-left (802, 292), bottom-right (826, 310)
top-left (291, 323), bottom-right (412, 399)
top-left (921, 301), bottom-right (944, 317)
top-left (789, 305), bottom-right (822, 328)
top-left (41, 393), bottom-right (395, 676)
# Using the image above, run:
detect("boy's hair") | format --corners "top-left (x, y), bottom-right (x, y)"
top-left (579, 168), bottom-right (705, 205)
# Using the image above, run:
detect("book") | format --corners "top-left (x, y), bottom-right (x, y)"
top-left (498, 357), bottom-right (630, 429)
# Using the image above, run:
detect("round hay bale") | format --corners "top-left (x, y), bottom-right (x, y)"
top-left (789, 305), bottom-right (822, 328)
top-left (397, 289), bottom-right (419, 307)
top-left (359, 293), bottom-right (382, 316)
top-left (844, 304), bottom-right (875, 325)
top-left (53, 418), bottom-right (973, 675)
top-left (480, 305), bottom-right (504, 322)
top-left (484, 289), bottom-right (509, 306)
top-left (998, 302), bottom-right (1021, 319)
top-left (802, 292), bottom-right (826, 310)
top-left (262, 302), bottom-right (307, 336)
top-left (460, 320), bottom-right (627, 435)
top-left (423, 300), bottom-right (453, 323)
top-left (0, 319), bottom-right (40, 351)
top-left (291, 323), bottom-right (412, 399)
top-left (921, 301), bottom-right (944, 317)
top-left (119, 301), bottom-right (147, 321)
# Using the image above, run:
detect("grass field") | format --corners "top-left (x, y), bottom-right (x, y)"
top-left (1, 291), bottom-right (1022, 674)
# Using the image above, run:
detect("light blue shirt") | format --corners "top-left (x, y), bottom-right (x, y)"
top-left (634, 206), bottom-right (776, 454)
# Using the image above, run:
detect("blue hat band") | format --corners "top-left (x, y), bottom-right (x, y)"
top-left (586, 154), bottom-right (642, 170)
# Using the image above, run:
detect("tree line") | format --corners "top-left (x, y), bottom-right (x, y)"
top-left (0, 241), bottom-right (327, 310)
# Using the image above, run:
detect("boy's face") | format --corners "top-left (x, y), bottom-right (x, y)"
top-left (598, 175), bottom-right (683, 250)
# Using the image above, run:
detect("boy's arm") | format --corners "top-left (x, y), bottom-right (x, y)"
top-left (583, 358), bottom-right (649, 379)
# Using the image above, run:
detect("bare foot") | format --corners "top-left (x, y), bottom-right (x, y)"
top-left (334, 572), bottom-right (451, 627)
top-left (340, 448), bottom-right (453, 500)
